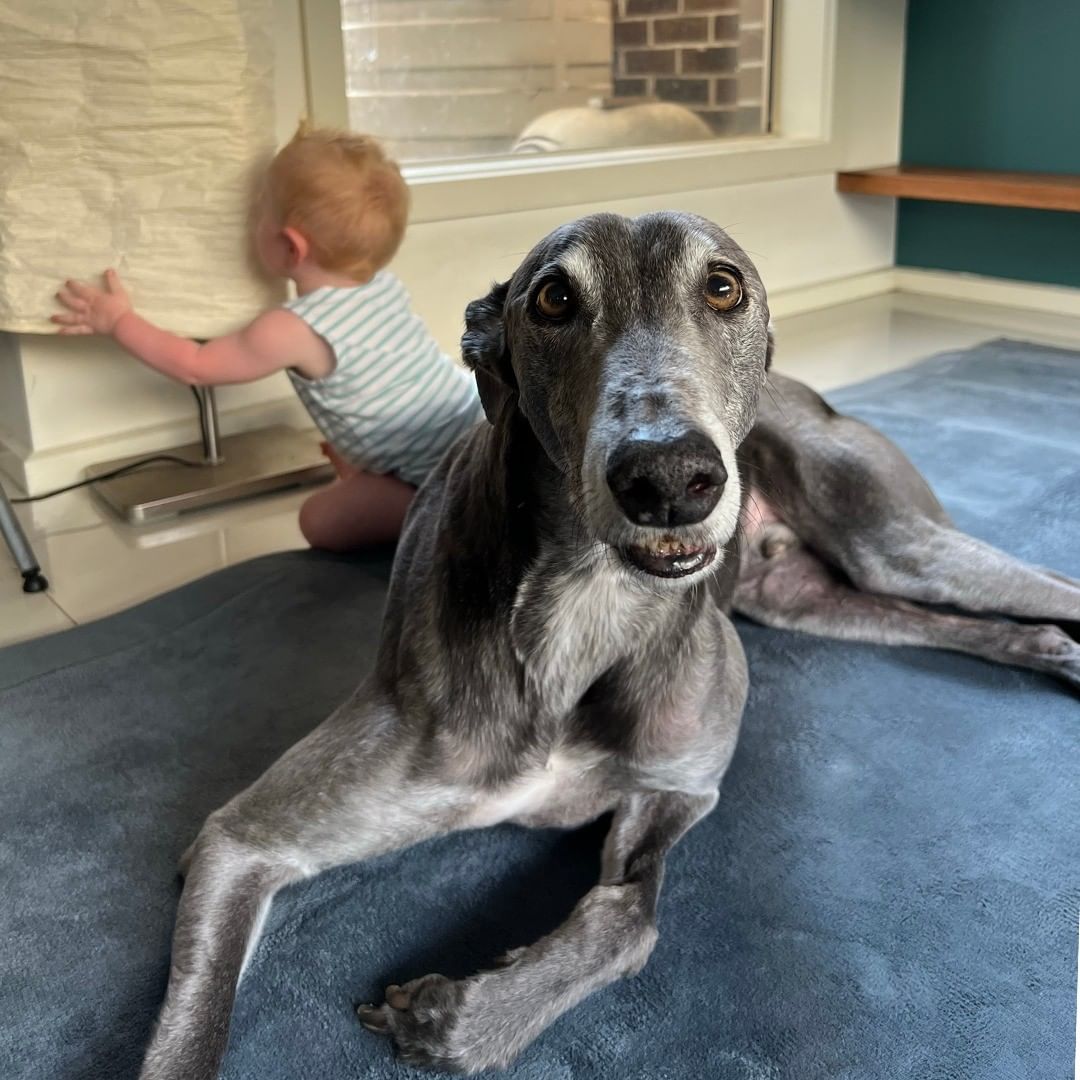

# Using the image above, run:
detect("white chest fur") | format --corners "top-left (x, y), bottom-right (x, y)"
top-left (510, 551), bottom-right (646, 716)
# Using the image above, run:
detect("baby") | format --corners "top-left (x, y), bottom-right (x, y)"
top-left (52, 125), bottom-right (483, 550)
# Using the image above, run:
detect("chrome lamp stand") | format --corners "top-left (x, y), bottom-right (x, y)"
top-left (85, 386), bottom-right (332, 524)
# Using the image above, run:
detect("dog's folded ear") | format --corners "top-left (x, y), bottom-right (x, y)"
top-left (462, 281), bottom-right (516, 425)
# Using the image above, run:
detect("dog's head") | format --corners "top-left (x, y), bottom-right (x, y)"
top-left (462, 211), bottom-right (770, 585)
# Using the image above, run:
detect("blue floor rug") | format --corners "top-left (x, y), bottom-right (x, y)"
top-left (1, 339), bottom-right (1077, 1079)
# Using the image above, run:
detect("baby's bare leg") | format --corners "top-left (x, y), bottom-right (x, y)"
top-left (299, 470), bottom-right (415, 551)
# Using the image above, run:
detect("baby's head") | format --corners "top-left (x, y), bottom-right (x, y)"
top-left (255, 123), bottom-right (409, 283)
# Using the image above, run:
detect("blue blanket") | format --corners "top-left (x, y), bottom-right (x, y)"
top-left (1, 339), bottom-right (1077, 1079)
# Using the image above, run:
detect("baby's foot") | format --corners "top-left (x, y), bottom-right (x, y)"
top-left (320, 441), bottom-right (355, 479)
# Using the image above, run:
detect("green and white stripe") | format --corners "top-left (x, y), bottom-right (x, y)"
top-left (286, 274), bottom-right (483, 486)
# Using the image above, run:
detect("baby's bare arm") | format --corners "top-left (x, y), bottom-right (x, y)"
top-left (53, 270), bottom-right (333, 385)
top-left (111, 308), bottom-right (334, 385)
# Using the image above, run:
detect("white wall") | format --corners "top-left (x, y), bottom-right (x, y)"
top-left (395, 173), bottom-right (896, 353)
top-left (2, 0), bottom-right (906, 494)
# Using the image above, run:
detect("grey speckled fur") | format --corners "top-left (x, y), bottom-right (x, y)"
top-left (139, 212), bottom-right (769, 1079)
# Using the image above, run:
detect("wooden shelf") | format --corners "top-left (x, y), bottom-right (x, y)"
top-left (836, 166), bottom-right (1080, 213)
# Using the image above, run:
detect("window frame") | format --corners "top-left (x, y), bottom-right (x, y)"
top-left (298, 0), bottom-right (845, 225)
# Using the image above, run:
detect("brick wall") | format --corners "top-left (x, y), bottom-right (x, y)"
top-left (611, 0), bottom-right (771, 135)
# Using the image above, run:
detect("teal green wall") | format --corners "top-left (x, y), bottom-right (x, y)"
top-left (897, 0), bottom-right (1080, 287)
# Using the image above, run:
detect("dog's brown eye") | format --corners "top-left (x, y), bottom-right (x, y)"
top-left (535, 279), bottom-right (573, 320)
top-left (705, 270), bottom-right (742, 312)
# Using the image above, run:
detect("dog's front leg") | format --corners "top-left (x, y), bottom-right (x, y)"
top-left (138, 820), bottom-right (299, 1080)
top-left (360, 788), bottom-right (718, 1074)
top-left (139, 693), bottom-right (463, 1080)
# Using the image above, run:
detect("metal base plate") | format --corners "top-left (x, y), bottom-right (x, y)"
top-left (86, 426), bottom-right (334, 524)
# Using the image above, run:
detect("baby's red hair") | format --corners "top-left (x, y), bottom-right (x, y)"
top-left (266, 122), bottom-right (409, 280)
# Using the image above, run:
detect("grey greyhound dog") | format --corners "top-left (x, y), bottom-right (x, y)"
top-left (139, 211), bottom-right (1079, 1080)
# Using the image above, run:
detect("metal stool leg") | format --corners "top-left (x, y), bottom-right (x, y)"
top-left (0, 482), bottom-right (48, 593)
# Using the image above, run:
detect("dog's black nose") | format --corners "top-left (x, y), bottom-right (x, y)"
top-left (606, 431), bottom-right (727, 526)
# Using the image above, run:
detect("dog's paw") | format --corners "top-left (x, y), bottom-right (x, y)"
top-left (358, 969), bottom-right (535, 1074)
top-left (358, 974), bottom-right (480, 1074)
top-left (1012, 623), bottom-right (1080, 693)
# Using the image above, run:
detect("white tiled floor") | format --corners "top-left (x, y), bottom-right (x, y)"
top-left (4, 290), bottom-right (1080, 648)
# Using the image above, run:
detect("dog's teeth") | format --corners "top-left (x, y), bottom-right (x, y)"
top-left (642, 539), bottom-right (700, 558)
top-left (652, 537), bottom-right (682, 556)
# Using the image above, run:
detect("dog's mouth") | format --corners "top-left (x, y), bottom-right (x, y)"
top-left (618, 537), bottom-right (718, 578)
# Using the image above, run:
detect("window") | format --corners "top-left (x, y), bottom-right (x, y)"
top-left (339, 0), bottom-right (774, 164)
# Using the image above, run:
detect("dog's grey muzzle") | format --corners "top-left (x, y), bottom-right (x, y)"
top-left (602, 428), bottom-right (729, 579)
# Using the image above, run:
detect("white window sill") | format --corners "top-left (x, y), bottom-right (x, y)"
top-left (404, 134), bottom-right (840, 225)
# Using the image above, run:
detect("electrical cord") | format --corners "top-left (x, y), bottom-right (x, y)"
top-left (10, 454), bottom-right (204, 503)
top-left (12, 380), bottom-right (215, 503)
top-left (190, 382), bottom-right (208, 432)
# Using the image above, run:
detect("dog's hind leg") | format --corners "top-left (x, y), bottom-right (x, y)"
top-left (139, 690), bottom-right (468, 1080)
top-left (837, 519), bottom-right (1080, 629)
top-left (735, 534), bottom-right (1080, 691)
top-left (747, 373), bottom-right (1080, 629)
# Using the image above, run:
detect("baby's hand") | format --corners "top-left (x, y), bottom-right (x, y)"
top-left (52, 270), bottom-right (132, 335)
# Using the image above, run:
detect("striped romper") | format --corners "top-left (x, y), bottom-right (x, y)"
top-left (286, 274), bottom-right (484, 487)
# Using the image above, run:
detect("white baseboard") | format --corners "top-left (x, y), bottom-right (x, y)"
top-left (768, 269), bottom-right (895, 319)
top-left (0, 440), bottom-right (30, 493)
top-left (892, 268), bottom-right (1080, 317)
top-left (771, 266), bottom-right (1080, 321)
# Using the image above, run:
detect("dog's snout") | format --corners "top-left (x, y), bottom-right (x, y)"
top-left (606, 431), bottom-right (727, 527)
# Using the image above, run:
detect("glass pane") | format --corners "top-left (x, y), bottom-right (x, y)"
top-left (340, 0), bottom-right (774, 164)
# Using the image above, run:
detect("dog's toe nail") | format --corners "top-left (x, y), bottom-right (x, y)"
top-left (357, 1004), bottom-right (389, 1032)
top-left (385, 984), bottom-right (411, 1010)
